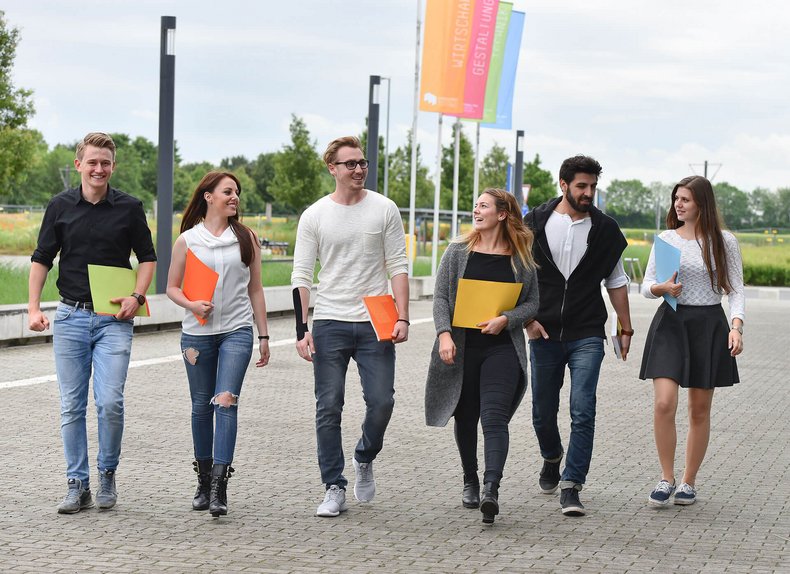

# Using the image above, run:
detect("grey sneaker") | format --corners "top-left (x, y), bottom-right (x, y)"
top-left (353, 459), bottom-right (376, 502)
top-left (96, 469), bottom-right (117, 509)
top-left (57, 478), bottom-right (94, 514)
top-left (316, 485), bottom-right (348, 517)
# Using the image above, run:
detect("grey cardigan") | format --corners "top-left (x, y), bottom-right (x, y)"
top-left (425, 242), bottom-right (540, 427)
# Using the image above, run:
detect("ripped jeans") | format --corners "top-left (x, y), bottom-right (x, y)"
top-left (181, 326), bottom-right (253, 465)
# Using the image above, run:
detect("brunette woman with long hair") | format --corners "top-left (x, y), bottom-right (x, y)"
top-left (640, 175), bottom-right (744, 507)
top-left (166, 171), bottom-right (270, 518)
top-left (425, 188), bottom-right (539, 524)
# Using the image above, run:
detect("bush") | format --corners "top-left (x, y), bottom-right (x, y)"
top-left (743, 263), bottom-right (789, 287)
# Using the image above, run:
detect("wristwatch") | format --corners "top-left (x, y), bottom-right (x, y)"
top-left (131, 292), bottom-right (146, 306)
top-left (731, 325), bottom-right (743, 335)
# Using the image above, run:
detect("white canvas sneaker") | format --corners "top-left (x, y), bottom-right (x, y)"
top-left (316, 485), bottom-right (348, 517)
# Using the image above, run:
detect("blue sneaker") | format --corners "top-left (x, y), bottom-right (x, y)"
top-left (648, 479), bottom-right (675, 507)
top-left (674, 482), bottom-right (697, 505)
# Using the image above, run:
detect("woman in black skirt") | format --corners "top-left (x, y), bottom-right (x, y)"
top-left (639, 175), bottom-right (744, 507)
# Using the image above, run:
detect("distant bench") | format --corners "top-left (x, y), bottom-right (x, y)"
top-left (260, 238), bottom-right (289, 256)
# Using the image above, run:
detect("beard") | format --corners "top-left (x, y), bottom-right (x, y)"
top-left (565, 190), bottom-right (592, 213)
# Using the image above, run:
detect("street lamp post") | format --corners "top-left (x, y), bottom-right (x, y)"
top-left (155, 16), bottom-right (176, 294)
top-left (365, 75), bottom-right (381, 192)
top-left (513, 130), bottom-right (524, 208)
top-left (381, 76), bottom-right (391, 198)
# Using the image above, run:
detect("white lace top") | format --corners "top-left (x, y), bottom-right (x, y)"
top-left (641, 229), bottom-right (745, 322)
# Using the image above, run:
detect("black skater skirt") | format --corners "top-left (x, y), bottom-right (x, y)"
top-left (639, 302), bottom-right (739, 389)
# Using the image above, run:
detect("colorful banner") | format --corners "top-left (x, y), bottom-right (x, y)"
top-left (460, 0), bottom-right (499, 119)
top-left (477, 2), bottom-right (512, 124)
top-left (420, 0), bottom-right (476, 115)
top-left (482, 9), bottom-right (524, 129)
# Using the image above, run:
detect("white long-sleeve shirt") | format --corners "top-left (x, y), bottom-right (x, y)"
top-left (545, 211), bottom-right (629, 288)
top-left (291, 190), bottom-right (408, 322)
top-left (641, 229), bottom-right (745, 322)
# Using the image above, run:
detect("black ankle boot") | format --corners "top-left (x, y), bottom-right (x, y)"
top-left (192, 459), bottom-right (212, 511)
top-left (462, 473), bottom-right (480, 509)
top-left (209, 463), bottom-right (234, 517)
top-left (480, 482), bottom-right (499, 524)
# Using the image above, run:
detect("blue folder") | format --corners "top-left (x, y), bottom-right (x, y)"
top-left (654, 235), bottom-right (681, 311)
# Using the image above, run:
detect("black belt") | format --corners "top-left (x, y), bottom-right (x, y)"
top-left (60, 297), bottom-right (93, 310)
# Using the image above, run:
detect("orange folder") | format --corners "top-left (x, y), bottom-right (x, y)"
top-left (183, 249), bottom-right (219, 326)
top-left (363, 295), bottom-right (399, 342)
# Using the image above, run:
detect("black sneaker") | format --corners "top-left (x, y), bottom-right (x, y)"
top-left (560, 487), bottom-right (585, 516)
top-left (539, 458), bottom-right (561, 494)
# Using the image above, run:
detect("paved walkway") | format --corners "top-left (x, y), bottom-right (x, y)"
top-left (0, 295), bottom-right (787, 573)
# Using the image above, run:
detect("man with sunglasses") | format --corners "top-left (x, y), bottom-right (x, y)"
top-left (291, 136), bottom-right (409, 517)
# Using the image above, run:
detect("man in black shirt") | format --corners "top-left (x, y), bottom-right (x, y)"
top-left (28, 132), bottom-right (156, 514)
top-left (524, 155), bottom-right (633, 517)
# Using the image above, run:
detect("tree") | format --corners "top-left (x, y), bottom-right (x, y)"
top-left (386, 129), bottom-right (433, 209)
top-left (479, 143), bottom-right (509, 192)
top-left (522, 154), bottom-right (556, 208)
top-left (173, 161), bottom-right (216, 211)
top-left (270, 115), bottom-right (325, 215)
top-left (248, 152), bottom-right (276, 203)
top-left (604, 179), bottom-right (654, 228)
top-left (777, 187), bottom-right (790, 228)
top-left (6, 139), bottom-right (71, 205)
top-left (440, 123), bottom-right (475, 211)
top-left (713, 182), bottom-right (750, 230)
top-left (0, 11), bottom-right (37, 195)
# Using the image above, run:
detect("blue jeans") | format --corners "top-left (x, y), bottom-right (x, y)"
top-left (312, 320), bottom-right (395, 489)
top-left (529, 337), bottom-right (605, 488)
top-left (53, 304), bottom-right (134, 487)
top-left (181, 327), bottom-right (253, 466)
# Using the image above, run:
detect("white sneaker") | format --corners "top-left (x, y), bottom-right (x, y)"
top-left (316, 485), bottom-right (347, 517)
top-left (353, 459), bottom-right (376, 502)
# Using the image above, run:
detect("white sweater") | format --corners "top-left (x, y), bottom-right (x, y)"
top-left (641, 229), bottom-right (745, 322)
top-left (291, 191), bottom-right (408, 322)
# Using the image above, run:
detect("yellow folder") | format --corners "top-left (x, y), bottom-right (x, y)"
top-left (87, 264), bottom-right (150, 317)
top-left (451, 278), bottom-right (522, 329)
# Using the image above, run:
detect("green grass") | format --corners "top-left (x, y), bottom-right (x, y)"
top-left (0, 264), bottom-right (59, 306)
top-left (3, 219), bottom-right (789, 305)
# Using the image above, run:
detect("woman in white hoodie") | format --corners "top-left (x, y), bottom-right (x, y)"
top-left (166, 171), bottom-right (269, 518)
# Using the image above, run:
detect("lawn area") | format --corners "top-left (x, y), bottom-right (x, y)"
top-left (1, 211), bottom-right (788, 306)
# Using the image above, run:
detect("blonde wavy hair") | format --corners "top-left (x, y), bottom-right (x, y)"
top-left (455, 188), bottom-right (536, 272)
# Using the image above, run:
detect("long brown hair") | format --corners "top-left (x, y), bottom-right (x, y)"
top-left (456, 188), bottom-right (536, 272)
top-left (666, 175), bottom-right (731, 293)
top-left (180, 171), bottom-right (256, 267)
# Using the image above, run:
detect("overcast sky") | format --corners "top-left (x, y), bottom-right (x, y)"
top-left (4, 0), bottom-right (789, 192)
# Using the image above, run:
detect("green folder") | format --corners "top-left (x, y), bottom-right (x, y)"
top-left (87, 264), bottom-right (150, 317)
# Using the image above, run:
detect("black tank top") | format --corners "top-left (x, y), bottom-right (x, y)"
top-left (463, 251), bottom-right (517, 348)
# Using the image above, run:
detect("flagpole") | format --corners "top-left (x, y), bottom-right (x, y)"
top-left (451, 118), bottom-right (460, 239)
top-left (473, 122), bottom-right (481, 206)
top-left (408, 0), bottom-right (422, 277)
top-left (431, 113), bottom-right (442, 275)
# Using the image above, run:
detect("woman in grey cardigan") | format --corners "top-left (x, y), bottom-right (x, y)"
top-left (425, 189), bottom-right (539, 524)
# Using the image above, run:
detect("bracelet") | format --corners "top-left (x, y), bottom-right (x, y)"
top-left (620, 328), bottom-right (634, 336)
top-left (258, 335), bottom-right (270, 340)
top-left (396, 319), bottom-right (410, 326)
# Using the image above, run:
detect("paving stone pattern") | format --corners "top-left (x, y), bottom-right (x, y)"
top-left (0, 296), bottom-right (787, 573)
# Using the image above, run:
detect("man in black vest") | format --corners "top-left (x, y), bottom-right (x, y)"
top-left (523, 155), bottom-right (633, 516)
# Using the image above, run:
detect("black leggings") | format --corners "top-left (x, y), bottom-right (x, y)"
top-left (453, 342), bottom-right (522, 485)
